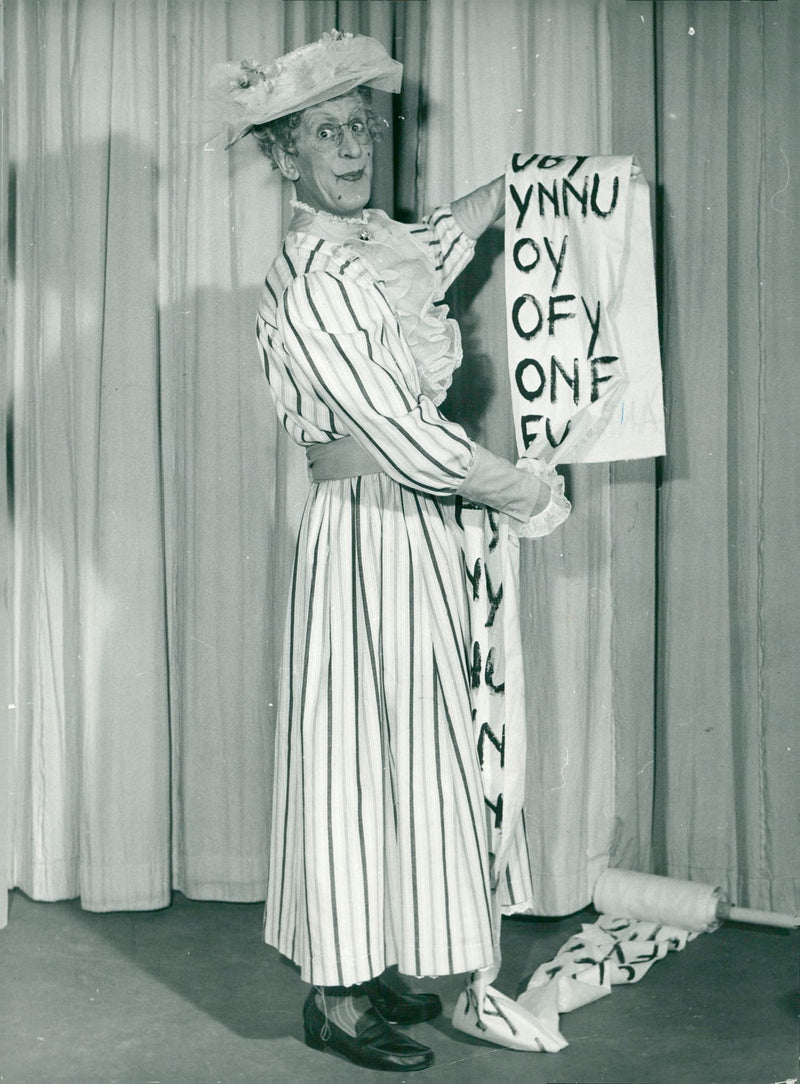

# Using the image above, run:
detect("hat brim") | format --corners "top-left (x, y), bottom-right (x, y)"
top-left (227, 62), bottom-right (402, 147)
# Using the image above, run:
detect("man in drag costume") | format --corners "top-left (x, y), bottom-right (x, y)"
top-left (212, 30), bottom-right (570, 1073)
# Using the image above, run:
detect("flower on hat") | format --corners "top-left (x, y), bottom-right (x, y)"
top-left (231, 61), bottom-right (280, 121)
top-left (210, 29), bottom-right (402, 145)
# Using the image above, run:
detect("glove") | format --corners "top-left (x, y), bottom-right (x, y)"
top-left (451, 176), bottom-right (505, 240)
top-left (456, 444), bottom-right (542, 522)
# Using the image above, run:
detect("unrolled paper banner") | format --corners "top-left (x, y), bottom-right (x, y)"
top-left (516, 915), bottom-right (700, 1050)
top-left (505, 154), bottom-right (666, 464)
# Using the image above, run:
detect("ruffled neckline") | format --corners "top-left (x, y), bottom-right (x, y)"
top-left (287, 202), bottom-right (463, 404)
top-left (289, 200), bottom-right (373, 242)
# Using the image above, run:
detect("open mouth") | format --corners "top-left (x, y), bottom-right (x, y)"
top-left (337, 169), bottom-right (366, 182)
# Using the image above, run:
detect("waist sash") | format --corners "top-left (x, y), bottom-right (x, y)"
top-left (306, 437), bottom-right (383, 482)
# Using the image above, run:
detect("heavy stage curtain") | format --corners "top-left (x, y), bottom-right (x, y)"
top-left (423, 0), bottom-right (799, 917)
top-left (2, 0), bottom-right (797, 931)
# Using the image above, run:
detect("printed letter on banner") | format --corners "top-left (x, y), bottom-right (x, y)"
top-left (505, 154), bottom-right (666, 464)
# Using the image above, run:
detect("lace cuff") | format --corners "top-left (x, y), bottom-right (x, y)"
top-left (511, 457), bottom-right (571, 538)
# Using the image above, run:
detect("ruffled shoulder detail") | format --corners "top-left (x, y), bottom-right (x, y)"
top-left (284, 205), bottom-right (470, 405)
top-left (352, 210), bottom-right (465, 405)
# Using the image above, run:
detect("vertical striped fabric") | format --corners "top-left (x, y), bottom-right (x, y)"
top-left (265, 477), bottom-right (496, 984)
top-left (258, 208), bottom-right (528, 985)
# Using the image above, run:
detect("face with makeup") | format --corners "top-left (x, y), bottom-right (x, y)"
top-left (274, 92), bottom-right (374, 218)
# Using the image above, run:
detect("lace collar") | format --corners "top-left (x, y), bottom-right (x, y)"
top-left (289, 200), bottom-right (373, 242)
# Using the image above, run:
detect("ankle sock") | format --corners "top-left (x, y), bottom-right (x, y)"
top-left (315, 987), bottom-right (373, 1037)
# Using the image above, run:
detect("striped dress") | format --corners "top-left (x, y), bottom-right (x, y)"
top-left (257, 204), bottom-right (530, 987)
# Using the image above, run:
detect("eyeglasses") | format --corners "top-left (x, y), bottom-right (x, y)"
top-left (309, 118), bottom-right (374, 152)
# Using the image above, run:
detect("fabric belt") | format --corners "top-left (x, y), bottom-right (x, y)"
top-left (306, 437), bottom-right (383, 482)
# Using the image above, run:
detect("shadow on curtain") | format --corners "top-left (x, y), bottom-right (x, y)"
top-left (425, 0), bottom-right (799, 915)
top-left (0, 0), bottom-right (425, 929)
top-left (1, 0), bottom-right (309, 926)
top-left (652, 0), bottom-right (800, 911)
top-left (422, 0), bottom-right (656, 914)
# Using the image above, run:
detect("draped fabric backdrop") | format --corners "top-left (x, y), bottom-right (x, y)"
top-left (2, 0), bottom-right (798, 932)
top-left (422, 0), bottom-right (636, 914)
top-left (652, 1), bottom-right (799, 910)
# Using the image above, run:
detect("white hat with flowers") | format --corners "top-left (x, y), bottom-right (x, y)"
top-left (210, 30), bottom-right (403, 146)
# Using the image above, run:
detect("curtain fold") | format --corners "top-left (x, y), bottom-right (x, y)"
top-left (3, 0), bottom-right (797, 929)
top-left (653, 0), bottom-right (799, 912)
top-left (4, 0), bottom-right (301, 915)
top-left (0, 0), bottom-right (437, 923)
top-left (162, 2), bottom-right (280, 904)
top-left (422, 0), bottom-right (657, 914)
top-left (7, 0), bottom-right (173, 910)
top-left (1, 0), bottom-right (11, 932)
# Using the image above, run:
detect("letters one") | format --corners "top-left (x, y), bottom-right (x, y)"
top-left (515, 354), bottom-right (619, 405)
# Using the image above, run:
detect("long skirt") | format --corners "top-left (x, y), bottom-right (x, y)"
top-left (263, 474), bottom-right (529, 987)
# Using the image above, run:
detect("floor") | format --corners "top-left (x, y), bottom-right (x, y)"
top-left (0, 891), bottom-right (797, 1084)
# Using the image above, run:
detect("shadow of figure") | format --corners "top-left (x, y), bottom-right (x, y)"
top-left (441, 225), bottom-right (505, 442)
top-left (6, 131), bottom-right (305, 1038)
top-left (70, 894), bottom-right (301, 1041)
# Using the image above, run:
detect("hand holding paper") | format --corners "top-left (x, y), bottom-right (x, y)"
top-left (512, 455), bottom-right (571, 538)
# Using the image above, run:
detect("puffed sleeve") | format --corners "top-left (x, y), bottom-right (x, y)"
top-left (411, 207), bottom-right (476, 293)
top-left (279, 268), bottom-right (545, 521)
top-left (279, 269), bottom-right (476, 495)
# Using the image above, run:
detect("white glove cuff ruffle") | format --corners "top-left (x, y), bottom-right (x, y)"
top-left (513, 457), bottom-right (571, 538)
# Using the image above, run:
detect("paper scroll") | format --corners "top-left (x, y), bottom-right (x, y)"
top-left (505, 154), bottom-right (666, 464)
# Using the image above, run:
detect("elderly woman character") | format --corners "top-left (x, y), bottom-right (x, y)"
top-left (213, 31), bottom-right (568, 1073)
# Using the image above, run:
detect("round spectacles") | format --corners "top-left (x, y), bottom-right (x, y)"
top-left (310, 119), bottom-right (374, 152)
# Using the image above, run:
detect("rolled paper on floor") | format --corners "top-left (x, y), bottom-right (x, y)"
top-left (593, 869), bottom-right (800, 931)
top-left (717, 902), bottom-right (800, 929)
top-left (592, 869), bottom-right (724, 933)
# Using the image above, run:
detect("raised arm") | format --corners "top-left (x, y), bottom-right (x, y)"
top-left (451, 175), bottom-right (505, 240)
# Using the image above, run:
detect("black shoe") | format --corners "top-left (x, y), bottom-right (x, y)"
top-left (365, 977), bottom-right (443, 1026)
top-left (303, 990), bottom-right (434, 1072)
